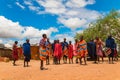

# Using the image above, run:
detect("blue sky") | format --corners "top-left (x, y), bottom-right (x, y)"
top-left (0, 0), bottom-right (120, 47)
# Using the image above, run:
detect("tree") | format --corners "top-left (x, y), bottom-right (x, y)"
top-left (75, 10), bottom-right (120, 43)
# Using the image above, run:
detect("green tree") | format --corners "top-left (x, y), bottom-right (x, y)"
top-left (75, 10), bottom-right (120, 43)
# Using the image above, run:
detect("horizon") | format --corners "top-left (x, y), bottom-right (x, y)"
top-left (0, 0), bottom-right (120, 47)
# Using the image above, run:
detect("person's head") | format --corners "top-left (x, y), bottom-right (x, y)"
top-left (75, 39), bottom-right (78, 43)
top-left (15, 41), bottom-right (18, 44)
top-left (26, 39), bottom-right (29, 43)
top-left (80, 36), bottom-right (83, 41)
top-left (64, 38), bottom-right (66, 42)
top-left (57, 40), bottom-right (59, 43)
top-left (42, 34), bottom-right (47, 39)
top-left (95, 37), bottom-right (99, 40)
top-left (90, 39), bottom-right (94, 42)
top-left (108, 35), bottom-right (112, 39)
top-left (54, 40), bottom-right (56, 43)
top-left (69, 41), bottom-right (72, 44)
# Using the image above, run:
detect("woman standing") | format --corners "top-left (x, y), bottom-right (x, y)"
top-left (12, 41), bottom-right (18, 66)
top-left (73, 39), bottom-right (79, 63)
top-left (94, 37), bottom-right (104, 63)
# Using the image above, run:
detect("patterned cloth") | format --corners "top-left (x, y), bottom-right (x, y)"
top-left (94, 40), bottom-right (103, 57)
top-left (62, 42), bottom-right (68, 56)
top-left (39, 38), bottom-right (48, 61)
top-left (77, 40), bottom-right (88, 58)
top-left (106, 37), bottom-right (115, 57)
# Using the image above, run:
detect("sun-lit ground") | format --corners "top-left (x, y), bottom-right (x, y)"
top-left (0, 58), bottom-right (120, 80)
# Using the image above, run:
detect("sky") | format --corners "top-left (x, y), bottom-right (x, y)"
top-left (0, 0), bottom-right (120, 47)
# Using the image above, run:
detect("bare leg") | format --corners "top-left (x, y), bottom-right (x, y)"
top-left (13, 59), bottom-right (16, 66)
top-left (112, 57), bottom-right (114, 64)
top-left (102, 57), bottom-right (104, 63)
top-left (69, 59), bottom-right (70, 64)
top-left (72, 58), bottom-right (73, 64)
top-left (27, 61), bottom-right (28, 67)
top-left (59, 59), bottom-right (60, 64)
top-left (84, 57), bottom-right (87, 65)
top-left (48, 56), bottom-right (50, 64)
top-left (40, 60), bottom-right (44, 70)
top-left (97, 56), bottom-right (100, 63)
top-left (63, 55), bottom-right (65, 63)
top-left (108, 57), bottom-right (111, 64)
top-left (76, 58), bottom-right (78, 63)
top-left (79, 58), bottom-right (82, 65)
top-left (24, 59), bottom-right (26, 67)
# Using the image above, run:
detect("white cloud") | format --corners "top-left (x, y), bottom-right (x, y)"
top-left (0, 16), bottom-right (58, 39)
top-left (23, 27), bottom-right (58, 38)
top-left (16, 2), bottom-right (25, 9)
top-left (76, 29), bottom-right (84, 34)
top-left (4, 40), bottom-right (14, 48)
top-left (34, 0), bottom-right (101, 30)
top-left (55, 34), bottom-right (74, 43)
top-left (36, 0), bottom-right (66, 14)
top-left (0, 39), bottom-right (3, 43)
top-left (24, 0), bottom-right (33, 6)
top-left (66, 0), bottom-right (95, 8)
top-left (23, 0), bottom-right (101, 30)
top-left (28, 5), bottom-right (40, 12)
top-left (5, 43), bottom-right (12, 48)
top-left (0, 16), bottom-right (23, 38)
top-left (0, 16), bottom-right (58, 47)
top-left (58, 17), bottom-right (87, 30)
top-left (24, 0), bottom-right (40, 12)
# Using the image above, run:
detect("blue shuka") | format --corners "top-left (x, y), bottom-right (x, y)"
top-left (105, 37), bottom-right (115, 57)
top-left (62, 42), bottom-right (68, 50)
top-left (23, 43), bottom-right (31, 61)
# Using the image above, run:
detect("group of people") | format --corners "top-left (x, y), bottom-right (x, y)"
top-left (88, 36), bottom-right (118, 64)
top-left (12, 34), bottom-right (118, 70)
top-left (12, 39), bottom-right (31, 67)
top-left (39, 34), bottom-right (88, 70)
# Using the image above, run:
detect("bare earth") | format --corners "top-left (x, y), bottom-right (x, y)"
top-left (0, 59), bottom-right (120, 80)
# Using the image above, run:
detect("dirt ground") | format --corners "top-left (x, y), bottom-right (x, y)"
top-left (0, 59), bottom-right (120, 80)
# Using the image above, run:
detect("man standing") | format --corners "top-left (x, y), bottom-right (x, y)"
top-left (23, 39), bottom-right (31, 67)
top-left (45, 38), bottom-right (51, 65)
top-left (39, 34), bottom-right (48, 70)
top-left (52, 40), bottom-right (57, 64)
top-left (62, 38), bottom-right (68, 64)
top-left (106, 35), bottom-right (115, 64)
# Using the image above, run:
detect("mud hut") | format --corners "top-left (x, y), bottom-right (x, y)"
top-left (17, 45), bottom-right (40, 60)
